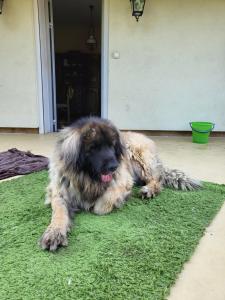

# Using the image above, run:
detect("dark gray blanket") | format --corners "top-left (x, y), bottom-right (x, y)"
top-left (0, 148), bottom-right (49, 180)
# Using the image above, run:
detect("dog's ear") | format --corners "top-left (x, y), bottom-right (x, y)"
top-left (82, 127), bottom-right (96, 142)
top-left (115, 133), bottom-right (125, 159)
top-left (58, 128), bottom-right (81, 170)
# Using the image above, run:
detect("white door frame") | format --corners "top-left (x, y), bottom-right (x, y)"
top-left (33, 0), bottom-right (44, 133)
top-left (101, 0), bottom-right (109, 119)
top-left (33, 0), bottom-right (57, 133)
top-left (34, 0), bottom-right (109, 133)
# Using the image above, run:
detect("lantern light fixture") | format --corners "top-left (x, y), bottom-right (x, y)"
top-left (130, 0), bottom-right (146, 22)
top-left (0, 0), bottom-right (4, 14)
top-left (86, 5), bottom-right (97, 51)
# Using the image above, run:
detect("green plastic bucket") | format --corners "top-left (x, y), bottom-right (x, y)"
top-left (190, 122), bottom-right (215, 144)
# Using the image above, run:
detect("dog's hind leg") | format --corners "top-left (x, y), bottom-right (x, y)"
top-left (93, 188), bottom-right (131, 215)
top-left (139, 159), bottom-right (164, 199)
top-left (133, 147), bottom-right (164, 199)
top-left (124, 132), bottom-right (164, 199)
top-left (39, 180), bottom-right (71, 251)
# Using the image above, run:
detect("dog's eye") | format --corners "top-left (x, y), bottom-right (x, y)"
top-left (112, 140), bottom-right (116, 147)
top-left (109, 141), bottom-right (116, 148)
top-left (88, 144), bottom-right (97, 153)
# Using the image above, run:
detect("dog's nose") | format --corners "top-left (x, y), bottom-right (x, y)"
top-left (107, 161), bottom-right (118, 172)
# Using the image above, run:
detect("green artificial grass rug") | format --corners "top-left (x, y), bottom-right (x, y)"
top-left (0, 171), bottom-right (225, 300)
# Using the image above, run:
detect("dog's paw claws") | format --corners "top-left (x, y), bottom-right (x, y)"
top-left (140, 186), bottom-right (155, 199)
top-left (39, 227), bottom-right (68, 251)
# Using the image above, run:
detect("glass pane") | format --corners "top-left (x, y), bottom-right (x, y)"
top-left (134, 0), bottom-right (145, 12)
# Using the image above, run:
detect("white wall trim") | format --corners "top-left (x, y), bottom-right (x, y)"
top-left (101, 0), bottom-right (109, 119)
top-left (33, 0), bottom-right (44, 134)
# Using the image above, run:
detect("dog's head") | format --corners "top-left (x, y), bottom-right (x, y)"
top-left (59, 117), bottom-right (124, 183)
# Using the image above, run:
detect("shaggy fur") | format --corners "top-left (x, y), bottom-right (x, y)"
top-left (40, 117), bottom-right (201, 251)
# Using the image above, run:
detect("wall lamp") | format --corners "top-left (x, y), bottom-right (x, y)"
top-left (130, 0), bottom-right (146, 22)
top-left (0, 0), bottom-right (4, 14)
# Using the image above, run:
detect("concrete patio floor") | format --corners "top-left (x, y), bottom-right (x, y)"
top-left (0, 133), bottom-right (225, 300)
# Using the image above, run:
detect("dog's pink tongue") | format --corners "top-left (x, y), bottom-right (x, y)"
top-left (101, 174), bottom-right (113, 183)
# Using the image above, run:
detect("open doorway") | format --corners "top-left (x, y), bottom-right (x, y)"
top-left (52, 0), bottom-right (102, 129)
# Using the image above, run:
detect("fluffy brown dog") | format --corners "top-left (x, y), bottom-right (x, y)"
top-left (40, 117), bottom-right (201, 251)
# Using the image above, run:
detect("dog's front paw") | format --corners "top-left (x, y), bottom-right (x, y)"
top-left (114, 191), bottom-right (131, 208)
top-left (39, 227), bottom-right (68, 251)
top-left (93, 201), bottom-right (113, 215)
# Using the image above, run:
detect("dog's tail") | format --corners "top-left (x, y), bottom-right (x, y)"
top-left (162, 167), bottom-right (202, 191)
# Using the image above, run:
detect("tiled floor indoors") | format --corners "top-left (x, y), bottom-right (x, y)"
top-left (0, 133), bottom-right (225, 300)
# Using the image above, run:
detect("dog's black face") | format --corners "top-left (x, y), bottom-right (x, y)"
top-left (76, 125), bottom-right (123, 183)
top-left (82, 144), bottom-right (119, 182)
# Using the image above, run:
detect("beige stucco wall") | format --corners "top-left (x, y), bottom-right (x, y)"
top-left (108, 0), bottom-right (225, 131)
top-left (0, 0), bottom-right (225, 131)
top-left (0, 0), bottom-right (39, 128)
